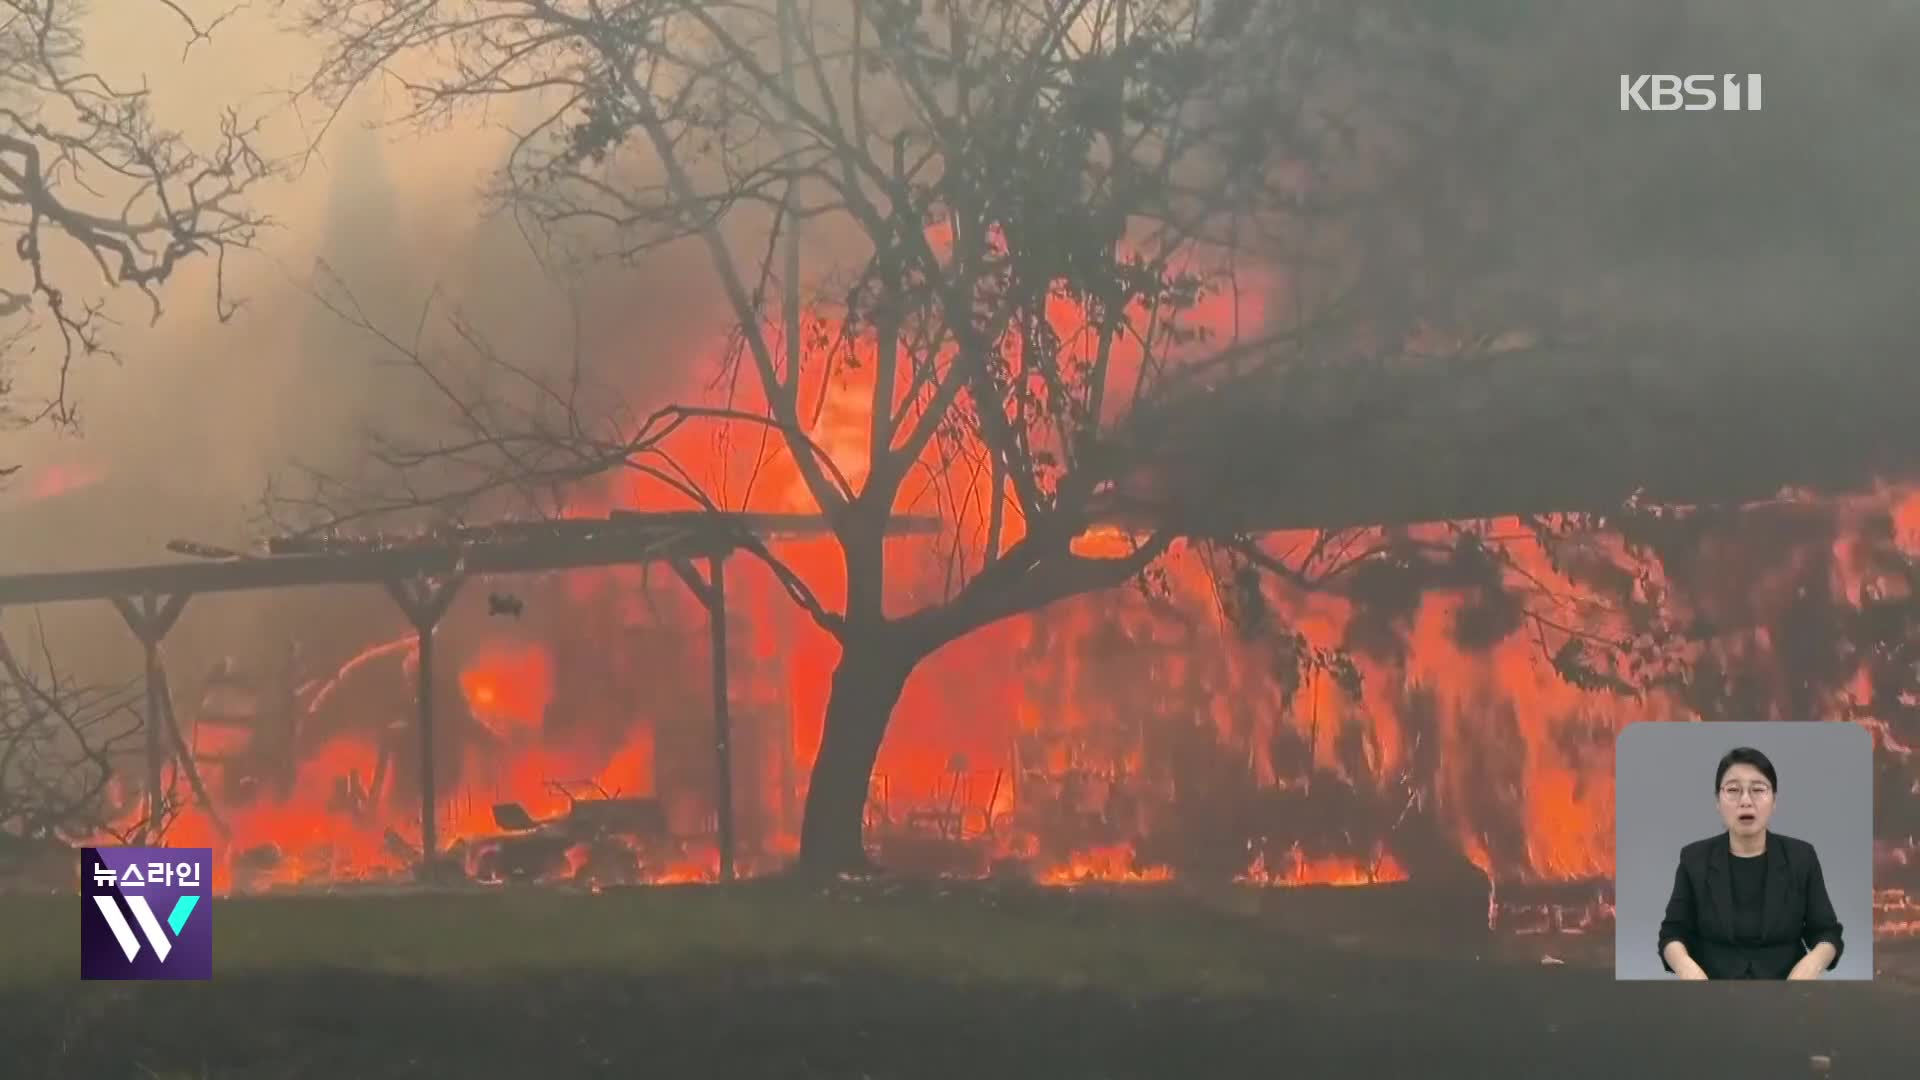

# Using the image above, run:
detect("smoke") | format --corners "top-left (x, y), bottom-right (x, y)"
top-left (0, 4), bottom-right (724, 691)
top-left (1479, 0), bottom-right (1920, 347)
top-left (9, 1), bottom-right (1916, 543)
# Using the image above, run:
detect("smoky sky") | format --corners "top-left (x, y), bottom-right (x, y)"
top-left (1481, 0), bottom-right (1920, 343)
top-left (4, 0), bottom-right (1918, 591)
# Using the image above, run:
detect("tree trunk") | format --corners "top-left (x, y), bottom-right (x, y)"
top-left (796, 638), bottom-right (913, 875)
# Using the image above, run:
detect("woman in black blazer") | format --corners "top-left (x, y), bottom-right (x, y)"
top-left (1657, 746), bottom-right (1844, 980)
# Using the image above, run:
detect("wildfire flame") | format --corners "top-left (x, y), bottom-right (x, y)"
top-left (1039, 844), bottom-right (1173, 886)
top-left (63, 239), bottom-right (1916, 938)
top-left (459, 641), bottom-right (552, 739)
top-left (1237, 848), bottom-right (1411, 888)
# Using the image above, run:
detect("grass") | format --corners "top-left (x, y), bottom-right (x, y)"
top-left (2, 880), bottom-right (1915, 1078)
top-left (5, 881), bottom-right (1279, 994)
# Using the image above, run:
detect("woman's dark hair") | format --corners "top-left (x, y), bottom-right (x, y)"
top-left (1715, 746), bottom-right (1778, 792)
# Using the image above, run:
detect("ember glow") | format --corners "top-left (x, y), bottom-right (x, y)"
top-left (14, 461), bottom-right (104, 501)
top-left (459, 641), bottom-right (553, 739)
top-left (1040, 843), bottom-right (1174, 886)
top-left (1237, 848), bottom-right (1410, 888)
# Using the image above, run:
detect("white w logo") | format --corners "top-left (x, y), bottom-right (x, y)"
top-left (91, 894), bottom-right (197, 962)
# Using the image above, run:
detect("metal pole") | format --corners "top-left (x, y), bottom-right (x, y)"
top-left (709, 556), bottom-right (733, 882)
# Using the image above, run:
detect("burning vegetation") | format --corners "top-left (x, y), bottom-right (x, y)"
top-left (4, 477), bottom-right (1902, 952)
top-left (0, 0), bottom-right (1918, 959)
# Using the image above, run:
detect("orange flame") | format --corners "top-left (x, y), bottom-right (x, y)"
top-left (1039, 843), bottom-right (1173, 886)
top-left (459, 641), bottom-right (553, 739)
top-left (86, 234), bottom-right (1920, 927)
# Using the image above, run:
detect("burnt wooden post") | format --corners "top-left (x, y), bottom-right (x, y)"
top-left (672, 554), bottom-right (734, 882)
top-left (109, 592), bottom-right (191, 842)
top-left (384, 574), bottom-right (463, 868)
top-left (150, 660), bottom-right (229, 838)
top-left (708, 556), bottom-right (733, 882)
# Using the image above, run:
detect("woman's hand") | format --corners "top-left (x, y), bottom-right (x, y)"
top-left (1790, 942), bottom-right (1838, 980)
top-left (1663, 940), bottom-right (1707, 980)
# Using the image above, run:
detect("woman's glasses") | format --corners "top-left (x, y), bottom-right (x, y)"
top-left (1719, 784), bottom-right (1774, 803)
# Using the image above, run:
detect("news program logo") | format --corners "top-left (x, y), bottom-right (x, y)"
top-left (80, 847), bottom-right (212, 980)
top-left (1620, 74), bottom-right (1762, 112)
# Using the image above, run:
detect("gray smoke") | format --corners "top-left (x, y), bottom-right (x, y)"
top-left (1480, 0), bottom-right (1920, 345)
top-left (6, 0), bottom-right (1919, 678)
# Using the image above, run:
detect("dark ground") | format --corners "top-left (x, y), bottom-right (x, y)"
top-left (0, 881), bottom-right (1913, 1079)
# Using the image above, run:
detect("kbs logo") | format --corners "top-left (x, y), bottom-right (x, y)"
top-left (1620, 74), bottom-right (1762, 111)
top-left (80, 847), bottom-right (212, 980)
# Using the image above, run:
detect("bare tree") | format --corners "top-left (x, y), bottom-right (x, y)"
top-left (0, 0), bottom-right (272, 474)
top-left (0, 617), bottom-right (144, 848)
top-left (274, 0), bottom-right (1554, 871)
